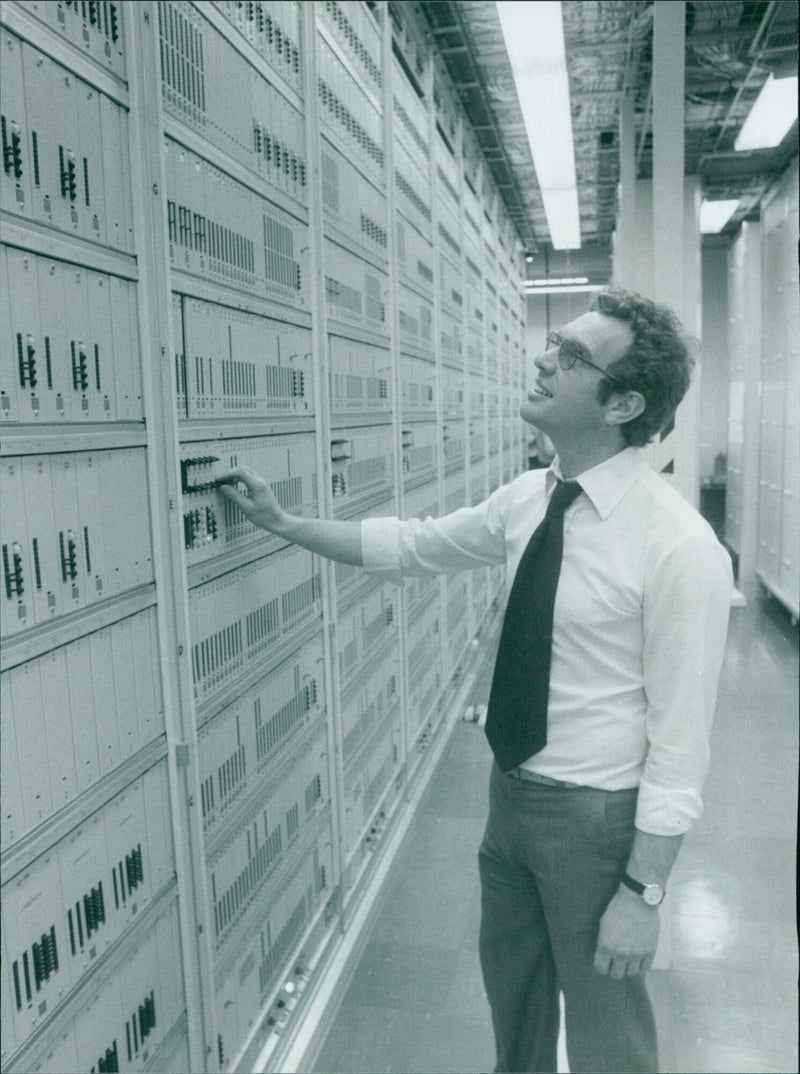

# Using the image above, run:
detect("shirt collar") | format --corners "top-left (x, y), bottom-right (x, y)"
top-left (546, 447), bottom-right (645, 520)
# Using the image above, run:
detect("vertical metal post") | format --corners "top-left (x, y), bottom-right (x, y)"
top-left (379, 3), bottom-right (411, 788)
top-left (123, 2), bottom-right (217, 1070)
top-left (299, 0), bottom-right (345, 927)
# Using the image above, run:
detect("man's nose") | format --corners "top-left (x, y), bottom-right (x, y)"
top-left (534, 347), bottom-right (557, 373)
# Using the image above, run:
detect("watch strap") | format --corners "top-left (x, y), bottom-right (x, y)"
top-left (621, 872), bottom-right (665, 905)
top-left (621, 872), bottom-right (646, 895)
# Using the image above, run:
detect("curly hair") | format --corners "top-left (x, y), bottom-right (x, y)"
top-left (590, 289), bottom-right (695, 446)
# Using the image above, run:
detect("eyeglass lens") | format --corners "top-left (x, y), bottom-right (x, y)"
top-left (546, 333), bottom-right (581, 370)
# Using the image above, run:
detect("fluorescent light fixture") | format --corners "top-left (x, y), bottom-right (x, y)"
top-left (735, 74), bottom-right (798, 151)
top-left (700, 199), bottom-right (740, 233)
top-left (524, 283), bottom-right (605, 295)
top-left (529, 276), bottom-right (589, 286)
top-left (496, 1), bottom-right (581, 250)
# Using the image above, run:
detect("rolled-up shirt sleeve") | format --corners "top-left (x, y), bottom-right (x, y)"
top-left (360, 481), bottom-right (518, 584)
top-left (636, 533), bottom-right (733, 835)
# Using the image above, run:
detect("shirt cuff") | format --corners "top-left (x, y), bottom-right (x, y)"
top-left (635, 779), bottom-right (704, 836)
top-left (360, 517), bottom-right (403, 580)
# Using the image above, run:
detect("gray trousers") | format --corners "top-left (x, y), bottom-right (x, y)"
top-left (478, 763), bottom-right (659, 1073)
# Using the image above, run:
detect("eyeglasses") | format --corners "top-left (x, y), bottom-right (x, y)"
top-left (545, 331), bottom-right (627, 387)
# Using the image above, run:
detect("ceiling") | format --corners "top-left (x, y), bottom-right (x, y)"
top-left (412, 0), bottom-right (798, 272)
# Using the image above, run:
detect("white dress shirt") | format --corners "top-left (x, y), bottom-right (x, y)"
top-left (361, 447), bottom-right (733, 836)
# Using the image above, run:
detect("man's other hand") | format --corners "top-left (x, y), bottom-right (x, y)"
top-left (593, 886), bottom-right (660, 980)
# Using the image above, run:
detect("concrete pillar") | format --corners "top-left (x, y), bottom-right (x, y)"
top-left (650, 0), bottom-right (702, 506)
top-left (613, 90), bottom-right (637, 290)
top-left (726, 222), bottom-right (762, 596)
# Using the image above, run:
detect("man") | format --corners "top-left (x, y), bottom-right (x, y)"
top-left (217, 288), bottom-right (732, 1073)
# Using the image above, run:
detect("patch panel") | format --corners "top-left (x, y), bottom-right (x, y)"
top-left (439, 308), bottom-right (464, 370)
top-left (433, 60), bottom-right (460, 150)
top-left (328, 334), bottom-right (391, 418)
top-left (467, 370), bottom-right (486, 419)
top-left (251, 69), bottom-right (307, 206)
top-left (1, 247), bottom-right (142, 423)
top-left (443, 420), bottom-right (466, 477)
top-left (472, 566), bottom-right (490, 623)
top-left (405, 592), bottom-right (443, 735)
top-left (324, 237), bottom-right (387, 335)
top-left (435, 162), bottom-right (461, 229)
top-left (197, 633), bottom-right (325, 835)
top-left (342, 703), bottom-right (402, 867)
top-left (443, 465), bottom-right (466, 516)
top-left (469, 417), bottom-right (487, 466)
top-left (437, 209), bottom-right (462, 272)
top-left (180, 433), bottom-right (317, 567)
top-left (26, 899), bottom-right (184, 1074)
top-left (2, 607), bottom-right (162, 842)
top-left (329, 423), bottom-right (395, 518)
top-left (320, 139), bottom-right (388, 263)
top-left (214, 833), bottom-right (333, 1073)
top-left (394, 138), bottom-right (432, 240)
top-left (340, 645), bottom-right (399, 770)
top-left (15, 1), bottom-right (125, 78)
top-left (399, 351), bottom-right (436, 420)
top-left (401, 421), bottom-right (439, 490)
top-left (397, 281), bottom-right (434, 359)
top-left (1, 449), bottom-right (152, 638)
top-left (444, 573), bottom-right (470, 675)
top-left (1, 30), bottom-right (31, 217)
top-left (6, 33), bottom-right (133, 250)
top-left (189, 544), bottom-right (322, 704)
top-left (206, 733), bottom-right (330, 957)
top-left (336, 580), bottom-right (397, 694)
top-left (440, 365), bottom-right (465, 420)
top-left (403, 569), bottom-right (441, 629)
top-left (213, 0), bottom-right (302, 94)
top-left (1, 760), bottom-right (174, 1051)
top-left (392, 58), bottom-right (429, 160)
top-left (157, 3), bottom-right (308, 208)
top-left (165, 138), bottom-right (308, 307)
top-left (317, 0), bottom-right (382, 96)
top-left (489, 447), bottom-right (503, 493)
top-left (177, 294), bottom-right (313, 419)
top-left (317, 35), bottom-right (384, 188)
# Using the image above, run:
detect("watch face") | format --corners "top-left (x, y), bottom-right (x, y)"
top-left (643, 884), bottom-right (664, 906)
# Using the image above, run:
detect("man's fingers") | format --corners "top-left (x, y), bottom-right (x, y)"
top-left (593, 950), bottom-right (611, 976)
top-left (608, 958), bottom-right (628, 981)
top-left (215, 465), bottom-right (263, 491)
top-left (217, 483), bottom-right (253, 512)
top-left (594, 949), bottom-right (646, 979)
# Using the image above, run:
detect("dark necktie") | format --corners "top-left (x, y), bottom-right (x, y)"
top-left (485, 479), bottom-right (583, 772)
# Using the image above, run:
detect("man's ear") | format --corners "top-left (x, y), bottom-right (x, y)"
top-left (604, 390), bottom-right (646, 427)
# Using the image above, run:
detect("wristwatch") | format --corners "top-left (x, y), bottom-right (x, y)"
top-left (621, 872), bottom-right (666, 906)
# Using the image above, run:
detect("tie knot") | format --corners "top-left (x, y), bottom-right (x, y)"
top-left (546, 480), bottom-right (582, 518)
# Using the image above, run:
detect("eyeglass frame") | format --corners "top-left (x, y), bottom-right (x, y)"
top-left (545, 331), bottom-right (627, 388)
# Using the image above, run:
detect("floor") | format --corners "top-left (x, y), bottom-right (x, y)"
top-left (312, 593), bottom-right (799, 1074)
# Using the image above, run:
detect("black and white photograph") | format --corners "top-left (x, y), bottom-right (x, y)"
top-left (1, 2), bottom-right (797, 1072)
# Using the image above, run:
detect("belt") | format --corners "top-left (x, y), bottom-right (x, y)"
top-left (505, 766), bottom-right (584, 790)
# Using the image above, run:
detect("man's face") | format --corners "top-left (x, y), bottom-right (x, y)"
top-left (520, 311), bottom-right (635, 437)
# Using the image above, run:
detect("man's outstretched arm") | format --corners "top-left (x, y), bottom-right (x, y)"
top-left (217, 465), bottom-right (363, 566)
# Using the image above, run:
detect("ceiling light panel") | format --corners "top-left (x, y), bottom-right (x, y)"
top-left (496, 1), bottom-right (581, 250)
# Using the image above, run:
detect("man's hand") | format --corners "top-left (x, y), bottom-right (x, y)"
top-left (216, 465), bottom-right (287, 534)
top-left (593, 886), bottom-right (660, 980)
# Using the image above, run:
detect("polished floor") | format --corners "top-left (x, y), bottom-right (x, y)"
top-left (313, 593), bottom-right (799, 1074)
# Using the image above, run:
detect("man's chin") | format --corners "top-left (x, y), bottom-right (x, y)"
top-left (520, 403), bottom-right (545, 426)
